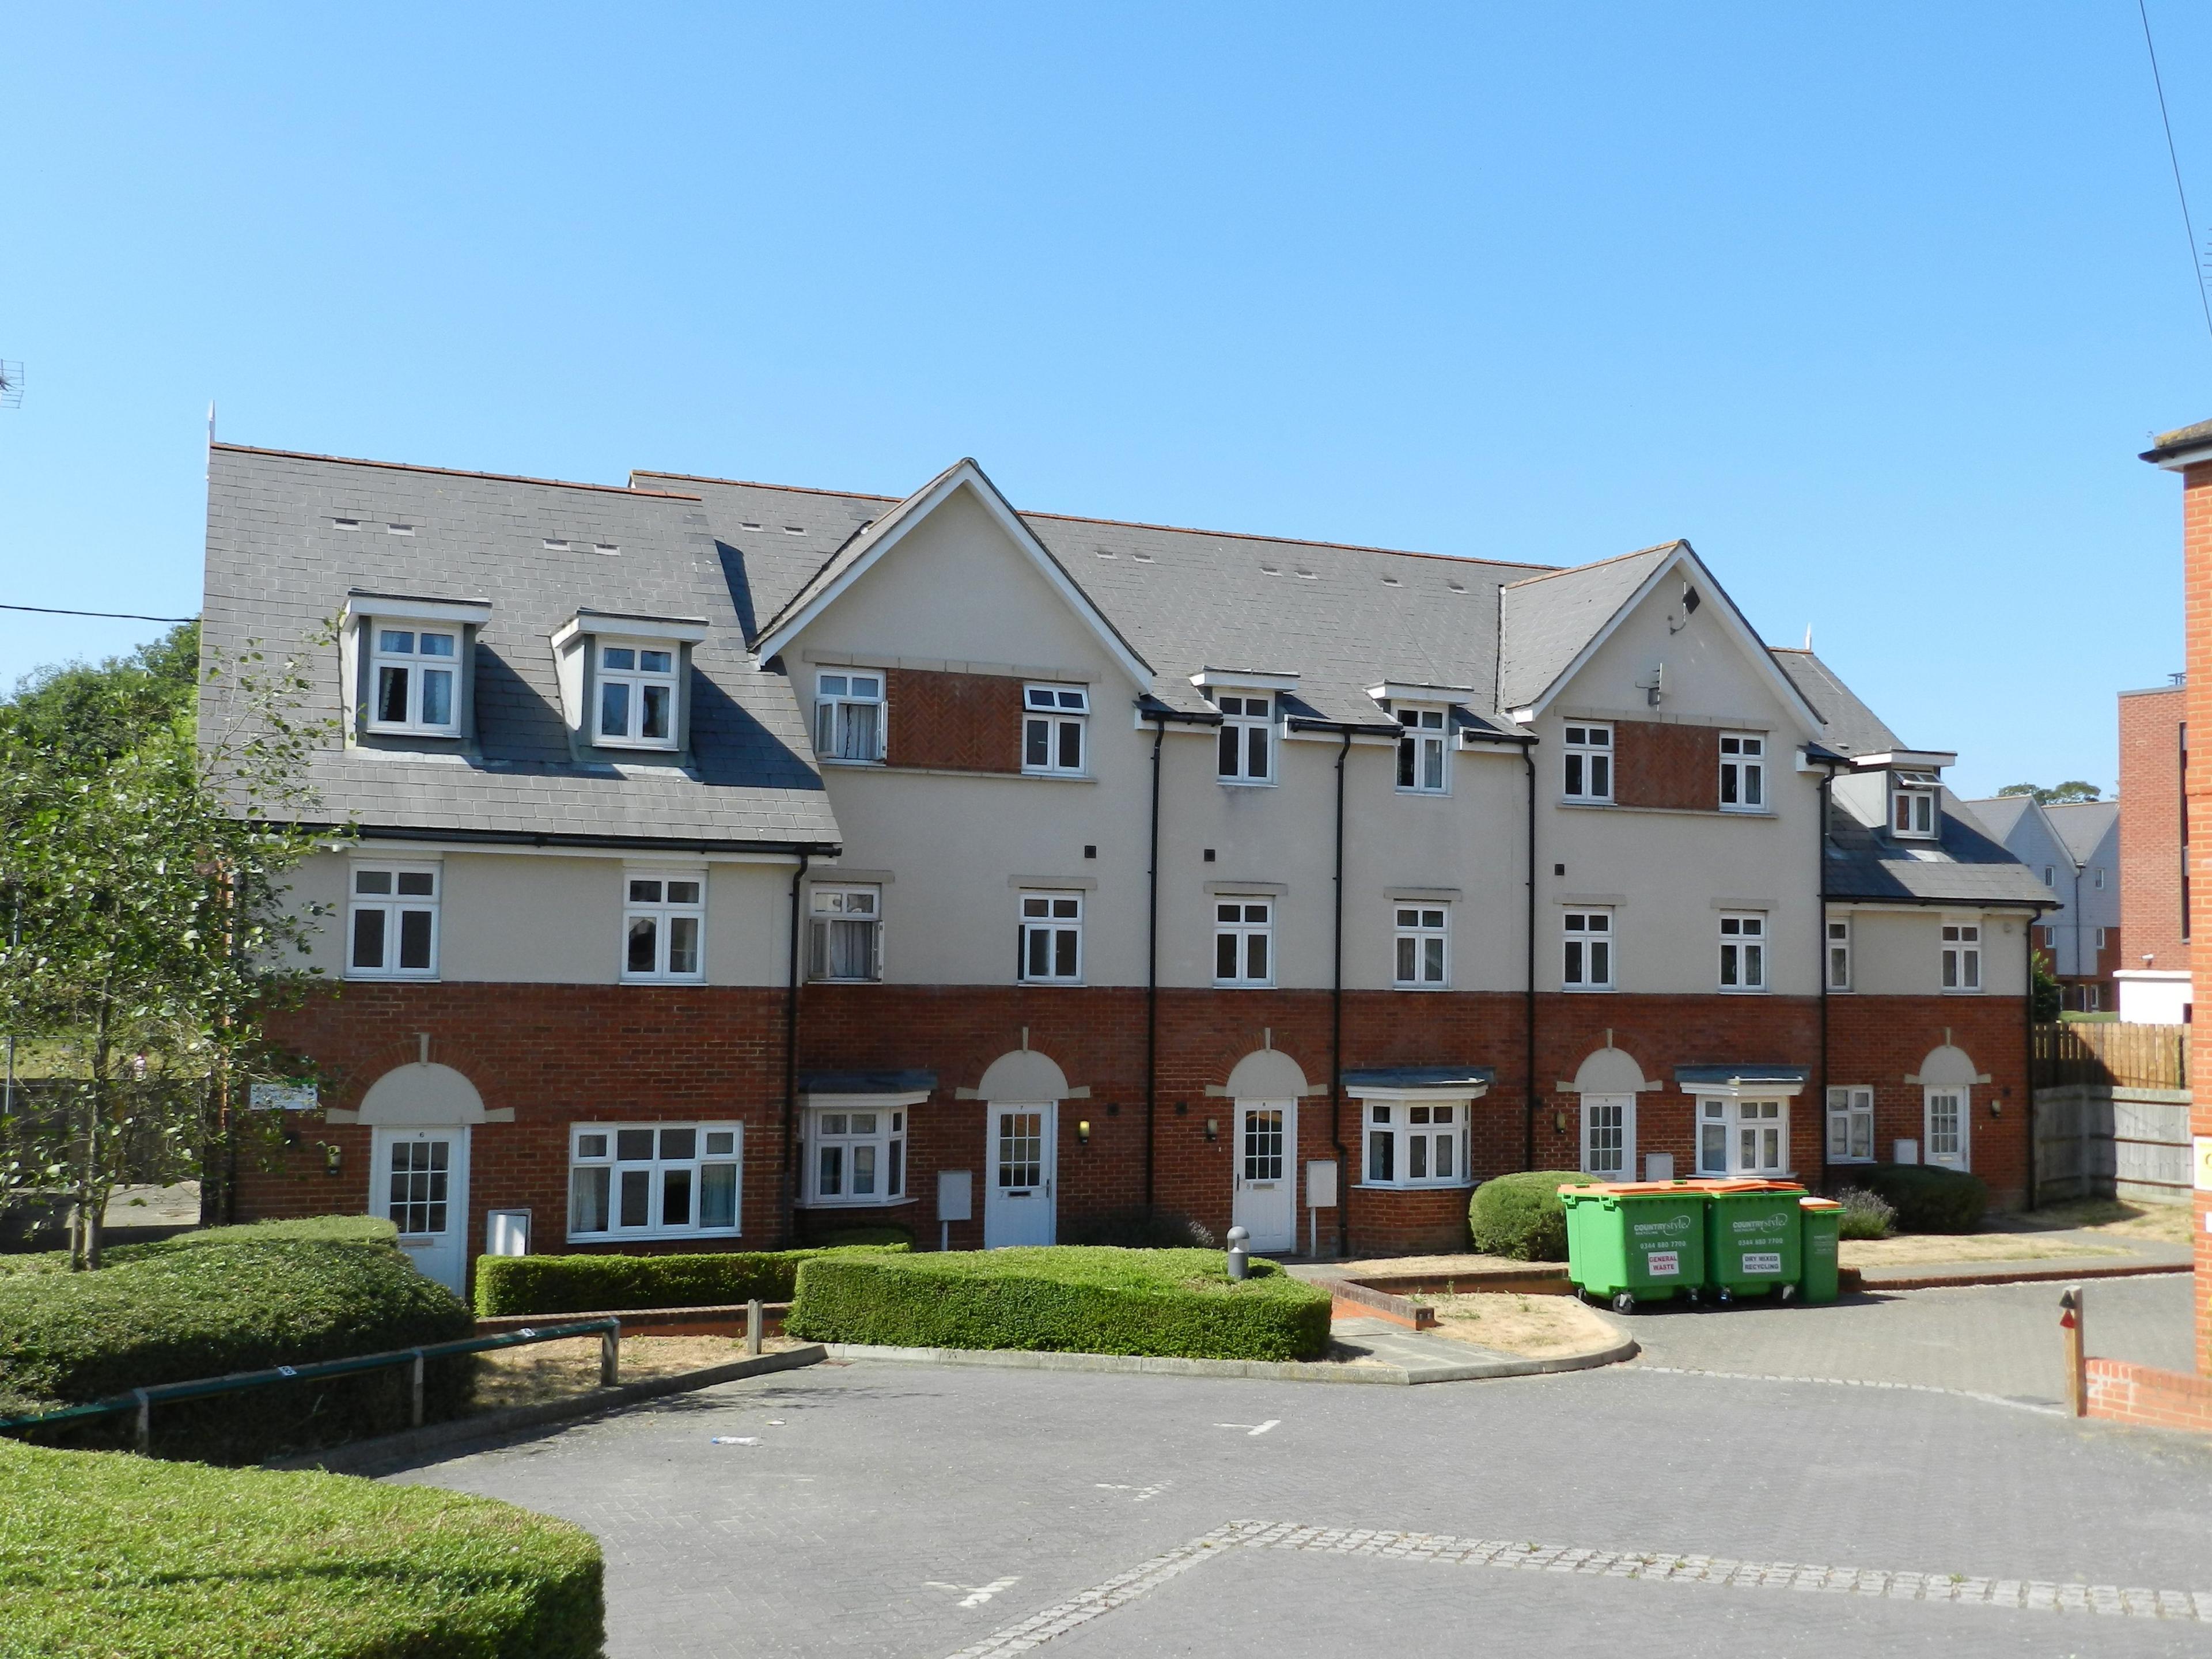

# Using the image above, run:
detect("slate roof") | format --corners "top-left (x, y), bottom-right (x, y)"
top-left (1769, 648), bottom-right (1901, 758)
top-left (1495, 545), bottom-right (1679, 712)
top-left (1957, 793), bottom-right (2036, 844)
top-left (201, 445), bottom-right (839, 847)
top-left (1823, 790), bottom-right (2055, 909)
top-left (2041, 799), bottom-right (2119, 865)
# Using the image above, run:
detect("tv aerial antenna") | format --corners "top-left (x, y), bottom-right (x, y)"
top-left (0, 361), bottom-right (21, 410)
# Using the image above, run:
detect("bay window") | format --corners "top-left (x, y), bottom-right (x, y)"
top-left (567, 1122), bottom-right (741, 1240)
top-left (1362, 1099), bottom-right (1471, 1188)
top-left (804, 1106), bottom-right (908, 1206)
top-left (1696, 1097), bottom-right (1789, 1177)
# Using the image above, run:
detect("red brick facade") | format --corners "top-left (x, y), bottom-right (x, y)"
top-left (885, 668), bottom-right (1022, 773)
top-left (1613, 720), bottom-right (1717, 812)
top-left (240, 976), bottom-right (2033, 1274)
top-left (2179, 456), bottom-right (2212, 1378)
top-left (2119, 683), bottom-right (2188, 976)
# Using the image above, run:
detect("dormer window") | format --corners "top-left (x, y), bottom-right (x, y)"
top-left (1891, 771), bottom-right (1940, 839)
top-left (597, 642), bottom-right (677, 748)
top-left (369, 627), bottom-right (459, 734)
top-left (1397, 707), bottom-right (1448, 793)
top-left (1216, 695), bottom-right (1273, 783)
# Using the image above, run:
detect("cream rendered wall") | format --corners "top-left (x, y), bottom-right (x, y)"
top-left (285, 849), bottom-right (353, 978)
top-left (1532, 575), bottom-right (1821, 995)
top-left (1841, 906), bottom-right (2030, 998)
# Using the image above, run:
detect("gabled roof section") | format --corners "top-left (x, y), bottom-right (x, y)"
top-left (2042, 799), bottom-right (2119, 865)
top-left (748, 459), bottom-right (1154, 691)
top-left (1498, 541), bottom-right (1825, 738)
top-left (1768, 648), bottom-right (1903, 759)
top-left (1824, 789), bottom-right (2054, 908)
top-left (1957, 793), bottom-right (2037, 844)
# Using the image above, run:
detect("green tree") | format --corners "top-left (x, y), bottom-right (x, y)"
top-left (2031, 952), bottom-right (2063, 1022)
top-left (0, 628), bottom-right (340, 1267)
top-left (1997, 780), bottom-right (2103, 805)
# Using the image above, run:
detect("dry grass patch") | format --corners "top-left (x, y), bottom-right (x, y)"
top-left (474, 1334), bottom-right (808, 1412)
top-left (1327, 1252), bottom-right (1555, 1278)
top-left (1427, 1292), bottom-right (1619, 1358)
top-left (2014, 1199), bottom-right (2195, 1245)
top-left (1839, 1233), bottom-right (2133, 1268)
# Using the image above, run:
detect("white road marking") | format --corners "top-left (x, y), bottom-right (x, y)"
top-left (1212, 1419), bottom-right (1279, 1436)
top-left (928, 1578), bottom-right (1020, 1609)
top-left (1094, 1482), bottom-right (1168, 1501)
top-left (944, 1520), bottom-right (2212, 1656)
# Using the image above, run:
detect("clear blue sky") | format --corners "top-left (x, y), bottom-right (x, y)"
top-left (7, 3), bottom-right (2211, 796)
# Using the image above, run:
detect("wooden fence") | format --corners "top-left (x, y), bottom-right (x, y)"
top-left (2031, 1022), bottom-right (2191, 1091)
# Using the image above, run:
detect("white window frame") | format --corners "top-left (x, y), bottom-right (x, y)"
top-left (1719, 732), bottom-right (1766, 812)
top-left (2041, 865), bottom-right (2055, 888)
top-left (1827, 917), bottom-right (1851, 991)
top-left (1022, 684), bottom-right (1089, 776)
top-left (622, 870), bottom-right (706, 982)
top-left (1214, 897), bottom-right (1274, 987)
top-left (1214, 694), bottom-right (1275, 784)
top-left (1696, 1096), bottom-right (1790, 1177)
top-left (594, 638), bottom-right (680, 750)
top-left (2093, 866), bottom-right (2108, 890)
top-left (567, 1121), bottom-right (741, 1241)
top-left (814, 671), bottom-right (885, 764)
top-left (1940, 919), bottom-right (1983, 993)
top-left (1719, 912), bottom-right (1767, 993)
top-left (1392, 903), bottom-right (1449, 988)
top-left (1562, 723), bottom-right (1612, 802)
top-left (366, 624), bottom-right (461, 736)
top-left (802, 1103), bottom-right (910, 1207)
top-left (347, 862), bottom-right (441, 979)
top-left (2096, 925), bottom-right (2108, 950)
top-left (1360, 1097), bottom-right (1473, 1188)
top-left (1017, 891), bottom-right (1084, 983)
top-left (1562, 908), bottom-right (1613, 991)
top-left (1580, 1093), bottom-right (1637, 1179)
top-left (1825, 1085), bottom-right (1875, 1164)
top-left (1396, 706), bottom-right (1449, 794)
top-left (808, 885), bottom-right (882, 982)
top-left (1891, 774), bottom-right (1939, 839)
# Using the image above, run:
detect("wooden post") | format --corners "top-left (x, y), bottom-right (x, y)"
top-left (746, 1299), bottom-right (763, 1357)
top-left (600, 1321), bottom-right (620, 1388)
top-left (2060, 1286), bottom-right (2087, 1416)
top-left (410, 1351), bottom-right (426, 1428)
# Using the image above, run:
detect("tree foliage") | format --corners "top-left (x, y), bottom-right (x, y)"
top-left (0, 624), bottom-right (342, 1267)
top-left (1997, 780), bottom-right (2103, 804)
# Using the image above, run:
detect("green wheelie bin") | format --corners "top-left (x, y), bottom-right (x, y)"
top-left (1797, 1196), bottom-right (1842, 1304)
top-left (1560, 1182), bottom-right (1707, 1312)
top-left (1700, 1181), bottom-right (1806, 1304)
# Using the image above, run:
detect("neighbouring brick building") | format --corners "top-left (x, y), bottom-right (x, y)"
top-left (203, 444), bottom-right (2053, 1293)
top-left (2116, 680), bottom-right (2190, 1024)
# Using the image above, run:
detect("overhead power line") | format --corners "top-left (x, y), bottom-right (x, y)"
top-left (0, 604), bottom-right (199, 623)
top-left (2138, 0), bottom-right (2212, 347)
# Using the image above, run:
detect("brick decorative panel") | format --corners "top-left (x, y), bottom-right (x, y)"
top-left (885, 668), bottom-right (1022, 773)
top-left (1613, 720), bottom-right (1717, 812)
top-left (2118, 683), bottom-right (2187, 973)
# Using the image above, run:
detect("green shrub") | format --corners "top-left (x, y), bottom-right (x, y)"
top-left (0, 1239), bottom-right (472, 1462)
top-left (1059, 1207), bottom-right (1218, 1248)
top-left (814, 1224), bottom-right (915, 1249)
top-left (0, 1251), bottom-right (68, 1278)
top-left (1858, 1164), bottom-right (1988, 1234)
top-left (0, 1440), bottom-right (603, 1658)
top-left (1468, 1171), bottom-right (1599, 1261)
top-left (472, 1244), bottom-right (909, 1318)
top-left (1831, 1186), bottom-right (1897, 1240)
top-left (784, 1246), bottom-right (1332, 1361)
top-left (104, 1214), bottom-right (400, 1265)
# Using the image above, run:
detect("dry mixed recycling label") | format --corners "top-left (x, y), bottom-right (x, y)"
top-left (1740, 1252), bottom-right (1783, 1275)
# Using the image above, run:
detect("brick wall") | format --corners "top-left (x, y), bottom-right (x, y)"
top-left (885, 668), bottom-right (1022, 772)
top-left (2119, 683), bottom-right (2187, 973)
top-left (2181, 457), bottom-right (2212, 1378)
top-left (2086, 1357), bottom-right (2212, 1434)
top-left (1613, 720), bottom-right (1717, 812)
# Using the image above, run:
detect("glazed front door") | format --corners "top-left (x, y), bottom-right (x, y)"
top-left (370, 1126), bottom-right (469, 1293)
top-left (984, 1105), bottom-right (1055, 1248)
top-left (1230, 1101), bottom-right (1296, 1253)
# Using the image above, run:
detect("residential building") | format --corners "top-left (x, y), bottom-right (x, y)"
top-left (203, 444), bottom-right (2052, 1289)
top-left (2116, 680), bottom-right (2190, 1023)
top-left (1960, 794), bottom-right (2119, 1013)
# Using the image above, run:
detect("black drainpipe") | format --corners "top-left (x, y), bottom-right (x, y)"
top-left (2024, 904), bottom-right (2044, 1209)
top-left (1331, 728), bottom-right (1352, 1258)
top-left (1816, 762), bottom-right (1836, 1195)
top-left (1145, 714), bottom-right (1165, 1214)
top-left (1523, 744), bottom-right (1539, 1172)
top-left (782, 849), bottom-right (812, 1248)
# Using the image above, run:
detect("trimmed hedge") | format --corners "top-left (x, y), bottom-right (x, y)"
top-left (0, 1440), bottom-right (604, 1658)
top-left (1858, 1164), bottom-right (1988, 1234)
top-left (472, 1244), bottom-right (910, 1318)
top-left (783, 1246), bottom-right (1333, 1361)
top-left (1468, 1170), bottom-right (1599, 1261)
top-left (0, 1237), bottom-right (473, 1461)
top-left (106, 1214), bottom-right (400, 1262)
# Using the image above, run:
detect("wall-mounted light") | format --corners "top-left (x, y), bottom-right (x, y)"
top-left (1554, 1111), bottom-right (1568, 1132)
top-left (1205, 1117), bottom-right (1219, 1141)
top-left (1077, 1119), bottom-right (1092, 1145)
top-left (319, 1142), bottom-right (343, 1178)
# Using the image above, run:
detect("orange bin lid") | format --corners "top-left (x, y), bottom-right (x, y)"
top-left (1799, 1196), bottom-right (1844, 1211)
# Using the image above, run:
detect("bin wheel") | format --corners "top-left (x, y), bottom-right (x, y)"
top-left (1715, 1288), bottom-right (1734, 1306)
top-left (1781, 1283), bottom-right (1798, 1303)
top-left (1611, 1293), bottom-right (1637, 1315)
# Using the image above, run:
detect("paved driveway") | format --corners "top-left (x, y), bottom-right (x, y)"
top-left (397, 1277), bottom-right (2212, 1659)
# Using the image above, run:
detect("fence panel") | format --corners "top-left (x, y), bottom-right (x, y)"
top-left (2032, 1022), bottom-right (2191, 1091)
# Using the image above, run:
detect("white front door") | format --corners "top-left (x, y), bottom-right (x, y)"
top-left (370, 1126), bottom-right (470, 1294)
top-left (984, 1104), bottom-right (1055, 1248)
top-left (1581, 1094), bottom-right (1635, 1179)
top-left (1924, 1088), bottom-right (1970, 1172)
top-left (1232, 1100), bottom-right (1296, 1253)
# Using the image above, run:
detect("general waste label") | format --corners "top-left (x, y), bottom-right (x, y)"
top-left (1741, 1252), bottom-right (1782, 1275)
top-left (1645, 1251), bottom-right (1680, 1278)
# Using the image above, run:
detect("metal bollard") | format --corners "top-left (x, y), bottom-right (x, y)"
top-left (746, 1298), bottom-right (763, 1357)
top-left (601, 1321), bottom-right (621, 1388)
top-left (1225, 1226), bottom-right (1249, 1282)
